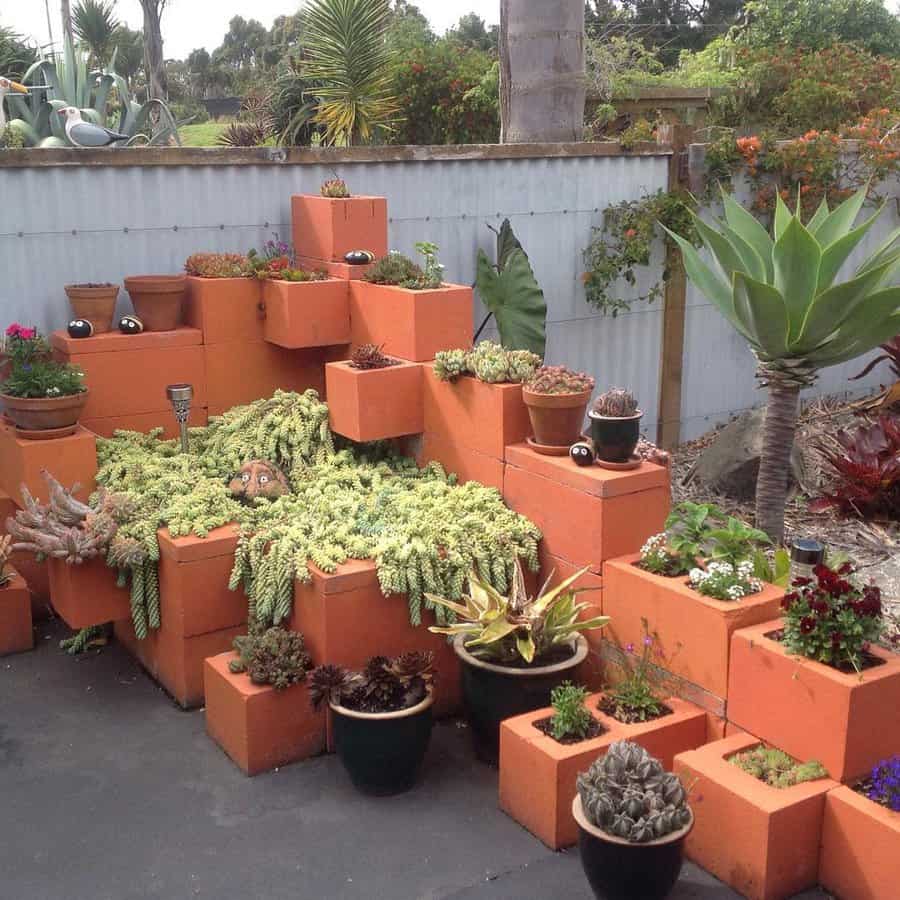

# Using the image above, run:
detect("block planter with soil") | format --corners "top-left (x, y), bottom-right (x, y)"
top-left (262, 278), bottom-right (350, 349)
top-left (673, 733), bottom-right (838, 900)
top-left (819, 783), bottom-right (900, 900)
top-left (291, 194), bottom-right (388, 262)
top-left (0, 567), bottom-right (33, 655)
top-left (602, 556), bottom-right (784, 699)
top-left (184, 276), bottom-right (263, 344)
top-left (48, 556), bottom-right (130, 629)
top-left (325, 359), bottom-right (423, 442)
top-left (349, 280), bottom-right (473, 363)
top-left (204, 651), bottom-right (325, 776)
top-left (499, 694), bottom-right (707, 849)
top-left (727, 620), bottom-right (900, 782)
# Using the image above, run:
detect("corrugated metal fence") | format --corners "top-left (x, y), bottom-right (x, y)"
top-left (0, 146), bottom-right (893, 442)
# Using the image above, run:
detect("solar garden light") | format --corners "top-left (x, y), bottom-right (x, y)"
top-left (790, 538), bottom-right (825, 583)
top-left (166, 383), bottom-right (193, 453)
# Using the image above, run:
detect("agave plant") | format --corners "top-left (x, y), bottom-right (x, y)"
top-left (666, 187), bottom-right (900, 541)
top-left (426, 560), bottom-right (608, 665)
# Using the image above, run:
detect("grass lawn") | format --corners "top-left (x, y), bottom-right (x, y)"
top-left (179, 122), bottom-right (230, 147)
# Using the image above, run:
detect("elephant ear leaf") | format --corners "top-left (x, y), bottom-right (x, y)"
top-left (490, 218), bottom-right (524, 270)
top-left (476, 248), bottom-right (547, 357)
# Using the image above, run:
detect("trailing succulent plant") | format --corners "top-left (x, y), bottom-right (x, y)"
top-left (592, 388), bottom-right (639, 417)
top-left (525, 365), bottom-right (595, 396)
top-left (349, 343), bottom-right (399, 370)
top-left (577, 740), bottom-right (692, 843)
top-left (321, 178), bottom-right (350, 198)
top-left (229, 623), bottom-right (312, 690)
top-left (184, 253), bottom-right (251, 278)
top-left (59, 625), bottom-right (106, 656)
top-left (729, 746), bottom-right (827, 789)
top-left (433, 341), bottom-right (542, 384)
top-left (309, 651), bottom-right (434, 713)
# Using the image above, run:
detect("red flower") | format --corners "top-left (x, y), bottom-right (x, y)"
top-left (624, 228), bottom-right (637, 239)
top-left (800, 617), bottom-right (816, 634)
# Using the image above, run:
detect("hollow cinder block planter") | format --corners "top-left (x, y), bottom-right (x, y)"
top-left (262, 279), bottom-right (350, 349)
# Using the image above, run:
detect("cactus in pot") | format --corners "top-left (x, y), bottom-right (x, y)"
top-left (589, 387), bottom-right (643, 464)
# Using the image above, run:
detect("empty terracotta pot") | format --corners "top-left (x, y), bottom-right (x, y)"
top-left (64, 283), bottom-right (119, 332)
top-left (124, 275), bottom-right (186, 332)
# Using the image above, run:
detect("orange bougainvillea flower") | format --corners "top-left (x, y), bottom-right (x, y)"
top-left (624, 228), bottom-right (637, 239)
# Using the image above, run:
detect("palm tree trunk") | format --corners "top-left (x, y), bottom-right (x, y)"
top-left (499, 0), bottom-right (585, 143)
top-left (139, 1), bottom-right (168, 100)
top-left (755, 381), bottom-right (801, 544)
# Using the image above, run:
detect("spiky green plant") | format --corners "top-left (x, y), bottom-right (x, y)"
top-left (73, 0), bottom-right (120, 69)
top-left (666, 187), bottom-right (900, 542)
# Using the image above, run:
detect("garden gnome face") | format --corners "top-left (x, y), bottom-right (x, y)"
top-left (229, 460), bottom-right (290, 501)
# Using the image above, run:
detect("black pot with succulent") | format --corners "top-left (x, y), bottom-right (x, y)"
top-left (573, 741), bottom-right (693, 900)
top-left (309, 651), bottom-right (435, 795)
top-left (588, 388), bottom-right (643, 464)
top-left (427, 560), bottom-right (608, 764)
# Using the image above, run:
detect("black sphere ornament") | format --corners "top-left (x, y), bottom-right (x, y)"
top-left (118, 314), bottom-right (144, 335)
top-left (67, 319), bottom-right (94, 339)
top-left (569, 441), bottom-right (596, 467)
top-left (344, 249), bottom-right (375, 265)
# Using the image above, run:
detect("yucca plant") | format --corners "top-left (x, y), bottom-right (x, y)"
top-left (73, 0), bottom-right (120, 69)
top-left (666, 187), bottom-right (900, 542)
top-left (426, 560), bottom-right (608, 665)
top-left (302, 0), bottom-right (400, 145)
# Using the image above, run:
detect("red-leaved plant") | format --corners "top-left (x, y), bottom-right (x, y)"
top-left (851, 336), bottom-right (900, 382)
top-left (811, 416), bottom-right (900, 520)
top-left (780, 563), bottom-right (883, 671)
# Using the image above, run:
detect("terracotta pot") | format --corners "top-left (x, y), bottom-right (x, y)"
top-left (522, 387), bottom-right (592, 448)
top-left (589, 410), bottom-right (643, 462)
top-left (0, 390), bottom-right (88, 431)
top-left (124, 275), bottom-right (186, 332)
top-left (64, 283), bottom-right (119, 332)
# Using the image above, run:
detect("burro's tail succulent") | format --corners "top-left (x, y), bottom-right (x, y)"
top-left (576, 740), bottom-right (691, 843)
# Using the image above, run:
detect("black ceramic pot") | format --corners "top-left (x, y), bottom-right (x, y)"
top-left (572, 796), bottom-right (692, 900)
top-left (588, 411), bottom-right (642, 463)
top-left (453, 634), bottom-right (588, 764)
top-left (330, 690), bottom-right (433, 795)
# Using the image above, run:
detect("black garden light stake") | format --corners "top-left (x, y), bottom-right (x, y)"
top-left (166, 383), bottom-right (193, 453)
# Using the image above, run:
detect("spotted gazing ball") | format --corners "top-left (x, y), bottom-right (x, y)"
top-left (118, 315), bottom-right (144, 334)
top-left (67, 319), bottom-right (94, 338)
top-left (570, 441), bottom-right (596, 467)
top-left (344, 250), bottom-right (375, 265)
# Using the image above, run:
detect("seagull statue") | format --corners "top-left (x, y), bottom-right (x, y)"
top-left (0, 76), bottom-right (29, 128)
top-left (58, 106), bottom-right (129, 147)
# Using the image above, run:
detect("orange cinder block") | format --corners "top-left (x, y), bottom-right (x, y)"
top-left (602, 555), bottom-right (784, 699)
top-left (416, 431), bottom-right (504, 491)
top-left (82, 406), bottom-right (208, 439)
top-left (423, 365), bottom-right (531, 460)
top-left (0, 568), bottom-right (33, 655)
top-left (184, 276), bottom-right (264, 344)
top-left (262, 278), bottom-right (350, 349)
top-left (727, 621), bottom-right (900, 783)
top-left (674, 733), bottom-right (838, 900)
top-left (349, 280), bottom-right (473, 362)
top-left (204, 652), bottom-right (326, 775)
top-left (0, 490), bottom-right (50, 615)
top-left (0, 424), bottom-right (97, 507)
top-left (296, 254), bottom-right (372, 281)
top-left (820, 784), bottom-right (900, 900)
top-left (325, 360), bottom-right (423, 442)
top-left (499, 694), bottom-right (707, 849)
top-left (291, 194), bottom-right (388, 262)
top-left (48, 556), bottom-right (130, 629)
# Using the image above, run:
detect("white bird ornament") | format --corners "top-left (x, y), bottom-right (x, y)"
top-left (0, 76), bottom-right (29, 128)
top-left (58, 106), bottom-right (129, 147)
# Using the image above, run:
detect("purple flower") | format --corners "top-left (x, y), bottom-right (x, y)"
top-left (625, 642), bottom-right (635, 654)
top-left (643, 635), bottom-right (653, 647)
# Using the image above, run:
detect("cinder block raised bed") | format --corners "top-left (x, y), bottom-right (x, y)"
top-left (0, 567), bottom-right (33, 655)
top-left (291, 194), bottom-right (387, 262)
top-left (262, 278), bottom-right (350, 349)
top-left (48, 556), bottom-right (129, 630)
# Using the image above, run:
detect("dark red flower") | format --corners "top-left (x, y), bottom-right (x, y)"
top-left (800, 617), bottom-right (816, 634)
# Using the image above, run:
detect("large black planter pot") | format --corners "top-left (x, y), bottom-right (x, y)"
top-left (330, 690), bottom-right (433, 795)
top-left (453, 634), bottom-right (588, 764)
top-left (572, 796), bottom-right (692, 900)
top-left (588, 411), bottom-right (642, 463)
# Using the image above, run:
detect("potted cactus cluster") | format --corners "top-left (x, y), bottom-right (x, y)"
top-left (589, 388), bottom-right (643, 464)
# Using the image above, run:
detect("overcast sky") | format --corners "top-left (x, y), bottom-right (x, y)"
top-left (5, 1), bottom-right (499, 60)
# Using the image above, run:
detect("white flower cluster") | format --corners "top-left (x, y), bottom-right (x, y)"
top-left (640, 532), bottom-right (668, 564)
top-left (689, 560), bottom-right (762, 601)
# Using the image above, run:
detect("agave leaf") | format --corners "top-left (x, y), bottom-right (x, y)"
top-left (466, 616), bottom-right (519, 646)
top-left (422, 594), bottom-right (471, 620)
top-left (733, 272), bottom-right (789, 356)
top-left (814, 185), bottom-right (868, 248)
top-left (806, 305), bottom-right (900, 367)
top-left (428, 623), bottom-right (481, 636)
top-left (529, 566), bottom-right (590, 617)
top-left (717, 217), bottom-right (768, 282)
top-left (806, 197), bottom-right (830, 234)
top-left (855, 226), bottom-right (900, 276)
top-left (817, 206), bottom-right (883, 292)
top-left (774, 193), bottom-right (793, 240)
top-left (721, 190), bottom-right (775, 281)
top-left (773, 217), bottom-right (821, 341)
top-left (691, 213), bottom-right (753, 281)
top-left (516, 633), bottom-right (536, 663)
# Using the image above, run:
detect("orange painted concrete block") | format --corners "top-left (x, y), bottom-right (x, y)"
top-left (0, 424), bottom-right (97, 508)
top-left (82, 406), bottom-right (208, 439)
top-left (0, 490), bottom-right (50, 614)
top-left (48, 556), bottom-right (130, 629)
top-left (326, 360), bottom-right (423, 442)
top-left (727, 621), bottom-right (900, 783)
top-left (674, 734), bottom-right (838, 900)
top-left (158, 526), bottom-right (247, 638)
top-left (416, 431), bottom-right (504, 491)
top-left (205, 342), bottom-right (330, 415)
top-left (296, 254), bottom-right (372, 281)
top-left (292, 194), bottom-right (388, 262)
top-left (0, 568), bottom-right (33, 655)
top-left (422, 366), bottom-right (531, 460)
top-left (820, 785), bottom-right (900, 900)
top-left (349, 280), bottom-right (473, 363)
top-left (184, 276), bottom-right (264, 344)
top-left (204, 652), bottom-right (326, 775)
top-left (602, 556), bottom-right (784, 699)
top-left (503, 451), bottom-right (669, 573)
top-left (287, 559), bottom-right (460, 718)
top-left (499, 694), bottom-right (707, 849)
top-left (53, 328), bottom-right (207, 420)
top-left (262, 278), bottom-right (350, 349)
